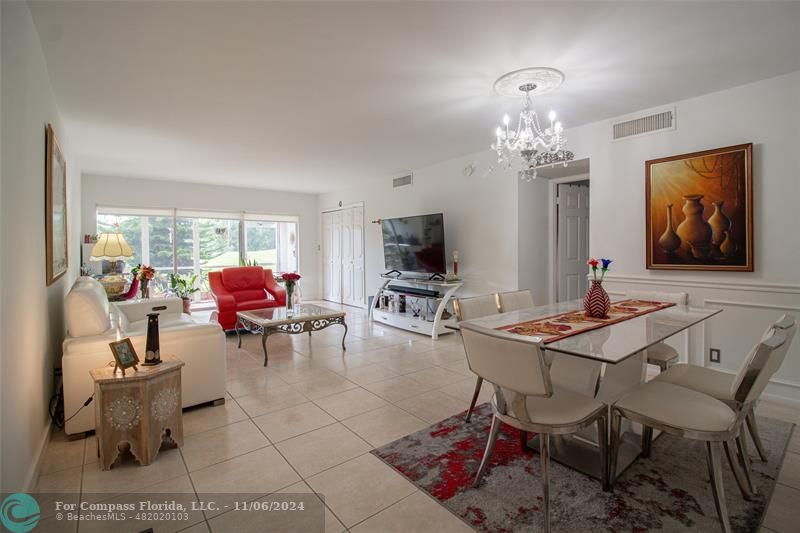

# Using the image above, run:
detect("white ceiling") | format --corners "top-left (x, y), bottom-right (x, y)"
top-left (30, 1), bottom-right (800, 194)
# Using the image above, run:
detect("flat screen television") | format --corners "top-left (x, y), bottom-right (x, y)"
top-left (381, 213), bottom-right (446, 274)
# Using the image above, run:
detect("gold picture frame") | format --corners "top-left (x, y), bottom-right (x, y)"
top-left (109, 338), bottom-right (140, 375)
top-left (46, 123), bottom-right (68, 285)
top-left (645, 143), bottom-right (753, 271)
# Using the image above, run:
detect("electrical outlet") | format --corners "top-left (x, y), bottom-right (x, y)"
top-left (709, 348), bottom-right (721, 363)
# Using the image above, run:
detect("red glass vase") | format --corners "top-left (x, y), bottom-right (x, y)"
top-left (584, 280), bottom-right (610, 319)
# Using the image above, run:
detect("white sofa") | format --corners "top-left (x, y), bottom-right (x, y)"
top-left (62, 277), bottom-right (226, 435)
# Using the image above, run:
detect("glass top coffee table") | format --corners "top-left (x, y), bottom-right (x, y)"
top-left (235, 304), bottom-right (347, 366)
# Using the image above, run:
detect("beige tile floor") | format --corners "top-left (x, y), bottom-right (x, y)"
top-left (37, 302), bottom-right (798, 532)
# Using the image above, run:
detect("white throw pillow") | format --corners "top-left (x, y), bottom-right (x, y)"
top-left (65, 277), bottom-right (111, 337)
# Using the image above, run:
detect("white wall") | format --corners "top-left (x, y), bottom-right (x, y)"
top-left (81, 175), bottom-right (320, 299)
top-left (319, 150), bottom-right (519, 301)
top-left (563, 72), bottom-right (800, 405)
top-left (326, 71), bottom-right (800, 406)
top-left (517, 177), bottom-right (551, 305)
top-left (1, 1), bottom-right (82, 491)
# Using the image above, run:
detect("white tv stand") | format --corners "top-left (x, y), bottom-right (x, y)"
top-left (369, 274), bottom-right (463, 340)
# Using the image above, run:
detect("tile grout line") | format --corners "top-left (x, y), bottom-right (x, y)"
top-left (176, 445), bottom-right (212, 531)
top-left (227, 388), bottom-right (352, 531)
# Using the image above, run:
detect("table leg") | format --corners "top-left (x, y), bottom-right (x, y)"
top-left (236, 318), bottom-right (242, 349)
top-left (268, 328), bottom-right (269, 366)
top-left (341, 320), bottom-right (348, 350)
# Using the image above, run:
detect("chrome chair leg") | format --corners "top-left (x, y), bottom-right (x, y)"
top-left (465, 377), bottom-right (483, 422)
top-left (597, 414), bottom-right (609, 491)
top-left (706, 442), bottom-right (732, 533)
top-left (473, 414), bottom-right (501, 487)
top-left (735, 431), bottom-right (756, 495)
top-left (746, 409), bottom-right (768, 462)
top-left (539, 433), bottom-right (551, 533)
top-left (641, 426), bottom-right (653, 458)
top-left (723, 440), bottom-right (752, 500)
top-left (609, 410), bottom-right (622, 486)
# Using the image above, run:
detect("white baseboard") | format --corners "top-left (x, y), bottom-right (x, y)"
top-left (23, 420), bottom-right (53, 492)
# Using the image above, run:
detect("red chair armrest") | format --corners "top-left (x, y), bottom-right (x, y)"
top-left (264, 271), bottom-right (287, 305)
top-left (209, 271), bottom-right (236, 310)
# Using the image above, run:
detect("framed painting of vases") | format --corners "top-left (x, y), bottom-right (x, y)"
top-left (645, 143), bottom-right (753, 271)
top-left (46, 123), bottom-right (68, 285)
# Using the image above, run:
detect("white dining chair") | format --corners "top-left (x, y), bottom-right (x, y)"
top-left (655, 314), bottom-right (796, 467)
top-left (460, 322), bottom-right (608, 533)
top-left (497, 289), bottom-right (534, 313)
top-left (626, 290), bottom-right (688, 371)
top-left (610, 327), bottom-right (788, 533)
top-left (453, 294), bottom-right (500, 422)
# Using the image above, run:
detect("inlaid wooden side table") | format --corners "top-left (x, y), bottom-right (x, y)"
top-left (90, 356), bottom-right (184, 470)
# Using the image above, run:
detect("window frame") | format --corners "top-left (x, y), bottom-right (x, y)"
top-left (95, 205), bottom-right (301, 282)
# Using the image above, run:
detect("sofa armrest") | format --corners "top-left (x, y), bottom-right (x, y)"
top-left (264, 272), bottom-right (286, 305)
top-left (209, 271), bottom-right (236, 310)
top-left (113, 298), bottom-right (183, 323)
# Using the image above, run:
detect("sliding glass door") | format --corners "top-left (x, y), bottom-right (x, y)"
top-left (176, 216), bottom-right (240, 302)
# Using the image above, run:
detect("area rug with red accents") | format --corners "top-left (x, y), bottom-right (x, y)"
top-left (371, 403), bottom-right (793, 532)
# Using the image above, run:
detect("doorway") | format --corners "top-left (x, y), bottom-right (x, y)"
top-left (322, 204), bottom-right (366, 307)
top-left (555, 181), bottom-right (590, 301)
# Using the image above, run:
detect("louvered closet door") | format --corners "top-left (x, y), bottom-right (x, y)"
top-left (323, 212), bottom-right (343, 303)
top-left (349, 206), bottom-right (365, 306)
top-left (341, 208), bottom-right (355, 305)
top-left (322, 212), bottom-right (333, 301)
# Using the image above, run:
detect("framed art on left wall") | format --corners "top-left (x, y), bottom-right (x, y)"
top-left (46, 123), bottom-right (68, 285)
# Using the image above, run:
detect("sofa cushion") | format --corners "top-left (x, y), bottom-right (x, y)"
top-left (65, 277), bottom-right (111, 337)
top-left (221, 266), bottom-right (264, 291)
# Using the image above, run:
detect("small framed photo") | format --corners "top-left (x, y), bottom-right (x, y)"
top-left (109, 338), bottom-right (139, 375)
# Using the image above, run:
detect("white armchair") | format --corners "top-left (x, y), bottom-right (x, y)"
top-left (62, 277), bottom-right (226, 435)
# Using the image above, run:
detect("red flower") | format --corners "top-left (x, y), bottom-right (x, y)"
top-left (586, 259), bottom-right (599, 268)
top-left (281, 272), bottom-right (301, 282)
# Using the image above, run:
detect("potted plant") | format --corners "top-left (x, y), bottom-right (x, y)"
top-left (168, 272), bottom-right (199, 314)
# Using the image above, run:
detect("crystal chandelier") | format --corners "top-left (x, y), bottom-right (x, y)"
top-left (491, 68), bottom-right (574, 181)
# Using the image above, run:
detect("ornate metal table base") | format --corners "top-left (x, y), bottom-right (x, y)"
top-left (236, 314), bottom-right (348, 366)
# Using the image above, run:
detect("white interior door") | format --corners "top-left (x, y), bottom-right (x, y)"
top-left (350, 206), bottom-right (365, 306)
top-left (557, 183), bottom-right (590, 301)
top-left (322, 212), bottom-right (333, 301)
top-left (322, 206), bottom-right (364, 306)
top-left (323, 211), bottom-right (342, 302)
top-left (341, 208), bottom-right (355, 305)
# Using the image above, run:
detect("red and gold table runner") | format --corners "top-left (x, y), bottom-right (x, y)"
top-left (496, 299), bottom-right (676, 343)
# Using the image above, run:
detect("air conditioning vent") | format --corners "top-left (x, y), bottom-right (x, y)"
top-left (392, 174), bottom-right (413, 188)
top-left (612, 109), bottom-right (675, 141)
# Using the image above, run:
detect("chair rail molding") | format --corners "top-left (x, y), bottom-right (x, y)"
top-left (703, 299), bottom-right (800, 313)
top-left (601, 274), bottom-right (800, 295)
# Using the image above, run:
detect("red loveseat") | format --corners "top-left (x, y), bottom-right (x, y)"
top-left (209, 266), bottom-right (286, 330)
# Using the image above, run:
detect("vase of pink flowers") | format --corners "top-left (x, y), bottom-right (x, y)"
top-left (583, 258), bottom-right (612, 319)
top-left (281, 272), bottom-right (301, 312)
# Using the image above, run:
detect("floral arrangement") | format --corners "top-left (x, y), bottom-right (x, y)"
top-left (281, 272), bottom-right (301, 310)
top-left (132, 264), bottom-right (156, 281)
top-left (281, 272), bottom-right (301, 284)
top-left (587, 258), bottom-right (613, 282)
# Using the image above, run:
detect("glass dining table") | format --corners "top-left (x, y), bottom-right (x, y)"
top-left (458, 298), bottom-right (722, 480)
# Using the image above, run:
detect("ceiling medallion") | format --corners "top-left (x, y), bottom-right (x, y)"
top-left (491, 67), bottom-right (574, 181)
